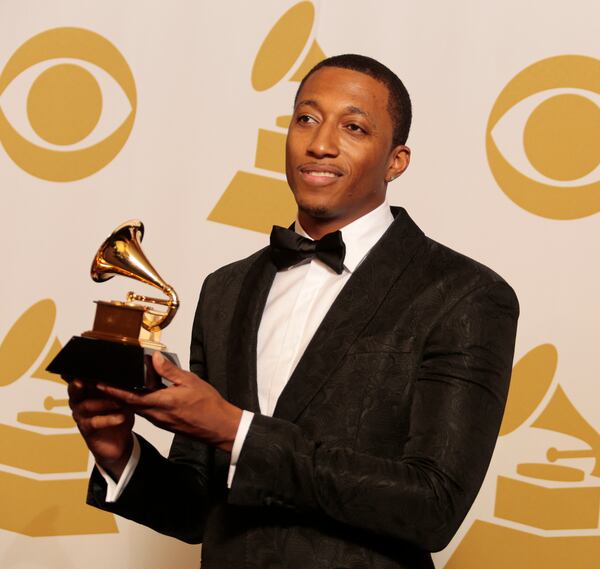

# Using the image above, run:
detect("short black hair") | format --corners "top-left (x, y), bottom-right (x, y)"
top-left (295, 54), bottom-right (412, 147)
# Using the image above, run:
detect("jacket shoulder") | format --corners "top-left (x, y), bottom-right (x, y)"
top-left (419, 236), bottom-right (519, 312)
top-left (389, 207), bottom-right (515, 298)
top-left (203, 246), bottom-right (269, 289)
top-left (426, 237), bottom-right (508, 283)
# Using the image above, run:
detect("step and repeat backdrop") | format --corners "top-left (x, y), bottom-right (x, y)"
top-left (1, 1), bottom-right (599, 568)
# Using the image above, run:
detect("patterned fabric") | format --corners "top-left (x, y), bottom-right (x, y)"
top-left (88, 207), bottom-right (519, 569)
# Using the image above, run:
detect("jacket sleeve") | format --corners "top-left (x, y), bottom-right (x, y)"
top-left (226, 281), bottom-right (519, 552)
top-left (87, 277), bottom-right (217, 544)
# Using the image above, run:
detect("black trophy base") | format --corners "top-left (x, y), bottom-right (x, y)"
top-left (46, 335), bottom-right (180, 391)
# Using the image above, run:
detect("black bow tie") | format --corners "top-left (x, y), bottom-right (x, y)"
top-left (269, 226), bottom-right (346, 274)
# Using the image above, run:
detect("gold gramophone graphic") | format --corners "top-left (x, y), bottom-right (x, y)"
top-left (208, 0), bottom-right (326, 234)
top-left (445, 344), bottom-right (600, 569)
top-left (0, 299), bottom-right (117, 536)
top-left (47, 220), bottom-right (180, 390)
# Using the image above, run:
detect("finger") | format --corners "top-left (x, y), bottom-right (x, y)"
top-left (81, 412), bottom-right (131, 431)
top-left (152, 351), bottom-right (188, 385)
top-left (96, 383), bottom-right (147, 405)
top-left (95, 384), bottom-right (168, 411)
top-left (68, 380), bottom-right (108, 405)
top-left (76, 398), bottom-right (127, 417)
top-left (67, 379), bottom-right (87, 404)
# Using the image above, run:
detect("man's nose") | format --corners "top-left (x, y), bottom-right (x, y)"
top-left (307, 122), bottom-right (339, 158)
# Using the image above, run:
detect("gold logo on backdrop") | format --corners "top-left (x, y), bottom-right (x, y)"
top-left (0, 300), bottom-right (117, 536)
top-left (445, 344), bottom-right (600, 568)
top-left (486, 55), bottom-right (600, 220)
top-left (208, 1), bottom-right (325, 233)
top-left (0, 27), bottom-right (136, 181)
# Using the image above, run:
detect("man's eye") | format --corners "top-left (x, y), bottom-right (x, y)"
top-left (297, 114), bottom-right (316, 124)
top-left (346, 123), bottom-right (365, 133)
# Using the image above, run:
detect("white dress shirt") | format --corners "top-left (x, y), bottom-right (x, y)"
top-left (101, 201), bottom-right (394, 500)
top-left (228, 201), bottom-right (394, 484)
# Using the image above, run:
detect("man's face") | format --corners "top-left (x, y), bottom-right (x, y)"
top-left (286, 66), bottom-right (409, 229)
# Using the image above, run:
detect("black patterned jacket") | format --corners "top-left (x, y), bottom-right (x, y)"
top-left (88, 207), bottom-right (519, 569)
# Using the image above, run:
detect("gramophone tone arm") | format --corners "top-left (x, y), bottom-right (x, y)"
top-left (546, 446), bottom-right (600, 478)
top-left (127, 287), bottom-right (180, 331)
top-left (127, 292), bottom-right (171, 307)
top-left (547, 447), bottom-right (595, 462)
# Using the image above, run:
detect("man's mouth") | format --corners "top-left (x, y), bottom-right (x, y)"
top-left (298, 165), bottom-right (343, 184)
top-left (303, 170), bottom-right (338, 178)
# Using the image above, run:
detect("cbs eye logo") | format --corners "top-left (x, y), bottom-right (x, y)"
top-left (486, 55), bottom-right (600, 220)
top-left (0, 27), bottom-right (136, 182)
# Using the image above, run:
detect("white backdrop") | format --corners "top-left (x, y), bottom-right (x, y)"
top-left (1, 1), bottom-right (599, 567)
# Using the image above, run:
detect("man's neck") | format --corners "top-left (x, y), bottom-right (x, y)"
top-left (297, 202), bottom-right (386, 240)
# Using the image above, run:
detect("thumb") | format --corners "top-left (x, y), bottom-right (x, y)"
top-left (152, 351), bottom-right (185, 384)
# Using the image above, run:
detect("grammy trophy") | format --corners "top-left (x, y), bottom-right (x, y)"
top-left (47, 220), bottom-right (180, 391)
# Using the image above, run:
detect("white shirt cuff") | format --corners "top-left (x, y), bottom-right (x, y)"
top-left (96, 433), bottom-right (141, 503)
top-left (227, 410), bottom-right (254, 488)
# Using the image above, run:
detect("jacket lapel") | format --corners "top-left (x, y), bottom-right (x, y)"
top-left (273, 207), bottom-right (426, 422)
top-left (226, 249), bottom-right (276, 413)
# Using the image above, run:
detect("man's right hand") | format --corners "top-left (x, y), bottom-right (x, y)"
top-left (68, 379), bottom-right (135, 481)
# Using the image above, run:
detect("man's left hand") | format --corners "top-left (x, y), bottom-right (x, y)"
top-left (96, 351), bottom-right (242, 452)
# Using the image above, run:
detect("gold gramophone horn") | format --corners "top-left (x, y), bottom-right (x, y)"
top-left (91, 220), bottom-right (179, 332)
top-left (250, 2), bottom-right (325, 91)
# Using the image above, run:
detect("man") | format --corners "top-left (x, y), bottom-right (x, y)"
top-left (70, 54), bottom-right (519, 569)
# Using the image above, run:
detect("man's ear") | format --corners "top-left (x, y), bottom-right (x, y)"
top-left (385, 145), bottom-right (411, 183)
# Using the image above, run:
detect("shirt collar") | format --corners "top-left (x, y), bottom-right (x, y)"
top-left (294, 200), bottom-right (394, 273)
